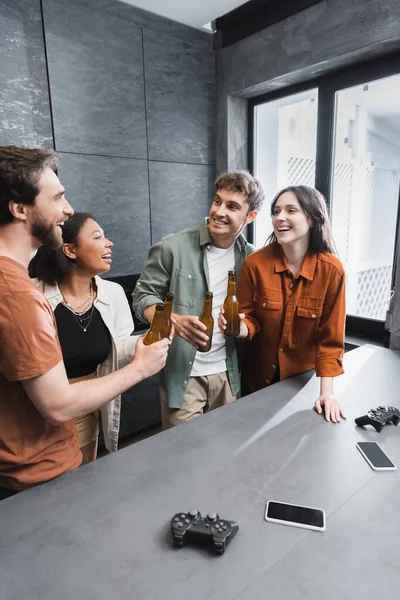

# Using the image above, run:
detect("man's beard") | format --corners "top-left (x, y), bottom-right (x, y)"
top-left (31, 215), bottom-right (61, 250)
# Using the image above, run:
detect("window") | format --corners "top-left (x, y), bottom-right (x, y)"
top-left (331, 75), bottom-right (400, 320)
top-left (250, 54), bottom-right (400, 336)
top-left (253, 89), bottom-right (318, 247)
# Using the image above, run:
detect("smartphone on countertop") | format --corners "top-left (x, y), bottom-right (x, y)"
top-left (265, 500), bottom-right (326, 532)
top-left (356, 441), bottom-right (396, 471)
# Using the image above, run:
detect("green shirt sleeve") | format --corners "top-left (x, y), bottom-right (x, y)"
top-left (131, 239), bottom-right (173, 323)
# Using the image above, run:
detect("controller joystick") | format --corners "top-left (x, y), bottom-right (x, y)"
top-left (355, 405), bottom-right (400, 432)
top-left (171, 510), bottom-right (239, 554)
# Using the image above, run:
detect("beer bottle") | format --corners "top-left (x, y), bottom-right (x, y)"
top-left (197, 291), bottom-right (214, 353)
top-left (224, 270), bottom-right (240, 336)
top-left (160, 292), bottom-right (174, 338)
top-left (143, 303), bottom-right (164, 345)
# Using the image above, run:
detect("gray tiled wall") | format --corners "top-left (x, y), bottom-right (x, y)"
top-left (42, 0), bottom-right (147, 159)
top-left (144, 29), bottom-right (215, 165)
top-left (67, 0), bottom-right (211, 45)
top-left (0, 0), bottom-right (216, 275)
top-left (58, 153), bottom-right (151, 274)
top-left (149, 161), bottom-right (214, 243)
top-left (0, 0), bottom-right (52, 148)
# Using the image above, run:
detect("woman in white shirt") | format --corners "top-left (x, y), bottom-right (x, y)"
top-left (32, 212), bottom-right (137, 463)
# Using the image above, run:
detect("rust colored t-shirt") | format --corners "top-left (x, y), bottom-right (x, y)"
top-left (238, 243), bottom-right (346, 393)
top-left (0, 257), bottom-right (82, 491)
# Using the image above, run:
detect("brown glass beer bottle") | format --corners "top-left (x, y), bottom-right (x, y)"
top-left (197, 291), bottom-right (214, 353)
top-left (160, 292), bottom-right (174, 338)
top-left (224, 270), bottom-right (240, 336)
top-left (143, 303), bottom-right (164, 345)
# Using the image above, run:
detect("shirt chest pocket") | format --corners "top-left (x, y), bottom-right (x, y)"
top-left (255, 295), bottom-right (282, 335)
top-left (172, 268), bottom-right (203, 308)
top-left (294, 302), bottom-right (323, 343)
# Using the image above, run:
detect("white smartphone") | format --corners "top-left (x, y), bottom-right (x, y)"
top-left (264, 500), bottom-right (326, 532)
top-left (356, 441), bottom-right (396, 471)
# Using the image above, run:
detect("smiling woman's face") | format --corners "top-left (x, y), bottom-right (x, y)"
top-left (62, 218), bottom-right (114, 275)
top-left (272, 191), bottom-right (312, 247)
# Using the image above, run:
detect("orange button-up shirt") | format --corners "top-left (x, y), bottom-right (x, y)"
top-left (238, 242), bottom-right (346, 393)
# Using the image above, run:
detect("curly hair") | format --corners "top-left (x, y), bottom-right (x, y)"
top-left (215, 170), bottom-right (265, 212)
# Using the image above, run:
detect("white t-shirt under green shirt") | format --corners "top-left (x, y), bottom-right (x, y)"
top-left (190, 242), bottom-right (235, 377)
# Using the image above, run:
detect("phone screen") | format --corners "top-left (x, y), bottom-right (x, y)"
top-left (266, 501), bottom-right (325, 528)
top-left (357, 442), bottom-right (396, 469)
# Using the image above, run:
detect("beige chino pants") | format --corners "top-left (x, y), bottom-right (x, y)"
top-left (160, 371), bottom-right (236, 430)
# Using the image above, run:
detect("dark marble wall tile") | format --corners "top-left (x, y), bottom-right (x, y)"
top-left (227, 96), bottom-right (248, 172)
top-left (144, 29), bottom-right (215, 165)
top-left (217, 0), bottom-right (400, 98)
top-left (216, 90), bottom-right (229, 175)
top-left (149, 161), bottom-right (215, 243)
top-left (42, 0), bottom-right (147, 158)
top-left (67, 0), bottom-right (212, 46)
top-left (0, 0), bottom-right (52, 147)
top-left (58, 153), bottom-right (151, 275)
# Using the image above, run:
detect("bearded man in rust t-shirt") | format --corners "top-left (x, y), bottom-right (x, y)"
top-left (0, 146), bottom-right (171, 500)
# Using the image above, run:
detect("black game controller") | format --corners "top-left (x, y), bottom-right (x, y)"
top-left (171, 510), bottom-right (239, 554)
top-left (355, 405), bottom-right (400, 432)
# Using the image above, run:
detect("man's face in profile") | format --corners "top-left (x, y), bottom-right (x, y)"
top-left (28, 168), bottom-right (73, 248)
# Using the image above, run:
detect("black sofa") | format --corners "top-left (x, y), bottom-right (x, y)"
top-left (103, 273), bottom-right (148, 332)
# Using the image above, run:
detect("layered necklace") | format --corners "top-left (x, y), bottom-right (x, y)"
top-left (61, 280), bottom-right (96, 333)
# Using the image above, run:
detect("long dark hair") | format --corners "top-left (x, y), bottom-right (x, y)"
top-left (266, 185), bottom-right (336, 254)
top-left (30, 212), bottom-right (95, 285)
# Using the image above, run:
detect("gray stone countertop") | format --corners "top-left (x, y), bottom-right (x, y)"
top-left (1, 345), bottom-right (399, 600)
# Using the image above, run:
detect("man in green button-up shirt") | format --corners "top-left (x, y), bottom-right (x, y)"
top-left (132, 171), bottom-right (264, 428)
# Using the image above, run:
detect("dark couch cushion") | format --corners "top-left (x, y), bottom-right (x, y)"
top-left (102, 273), bottom-right (147, 332)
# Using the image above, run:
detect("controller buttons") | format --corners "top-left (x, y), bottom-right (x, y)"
top-left (173, 517), bottom-right (179, 522)
top-left (177, 521), bottom-right (183, 527)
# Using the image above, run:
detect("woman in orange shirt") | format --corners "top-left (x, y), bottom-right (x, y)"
top-left (219, 185), bottom-right (346, 423)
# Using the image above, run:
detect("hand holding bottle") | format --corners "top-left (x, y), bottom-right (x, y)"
top-left (218, 305), bottom-right (248, 339)
top-left (224, 271), bottom-right (240, 336)
top-left (132, 334), bottom-right (172, 379)
top-left (171, 314), bottom-right (209, 349)
top-left (197, 291), bottom-right (214, 353)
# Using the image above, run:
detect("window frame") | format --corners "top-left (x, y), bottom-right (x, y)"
top-left (247, 51), bottom-right (400, 344)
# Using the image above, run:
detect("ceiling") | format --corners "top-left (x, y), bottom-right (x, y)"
top-left (118, 0), bottom-right (251, 31)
